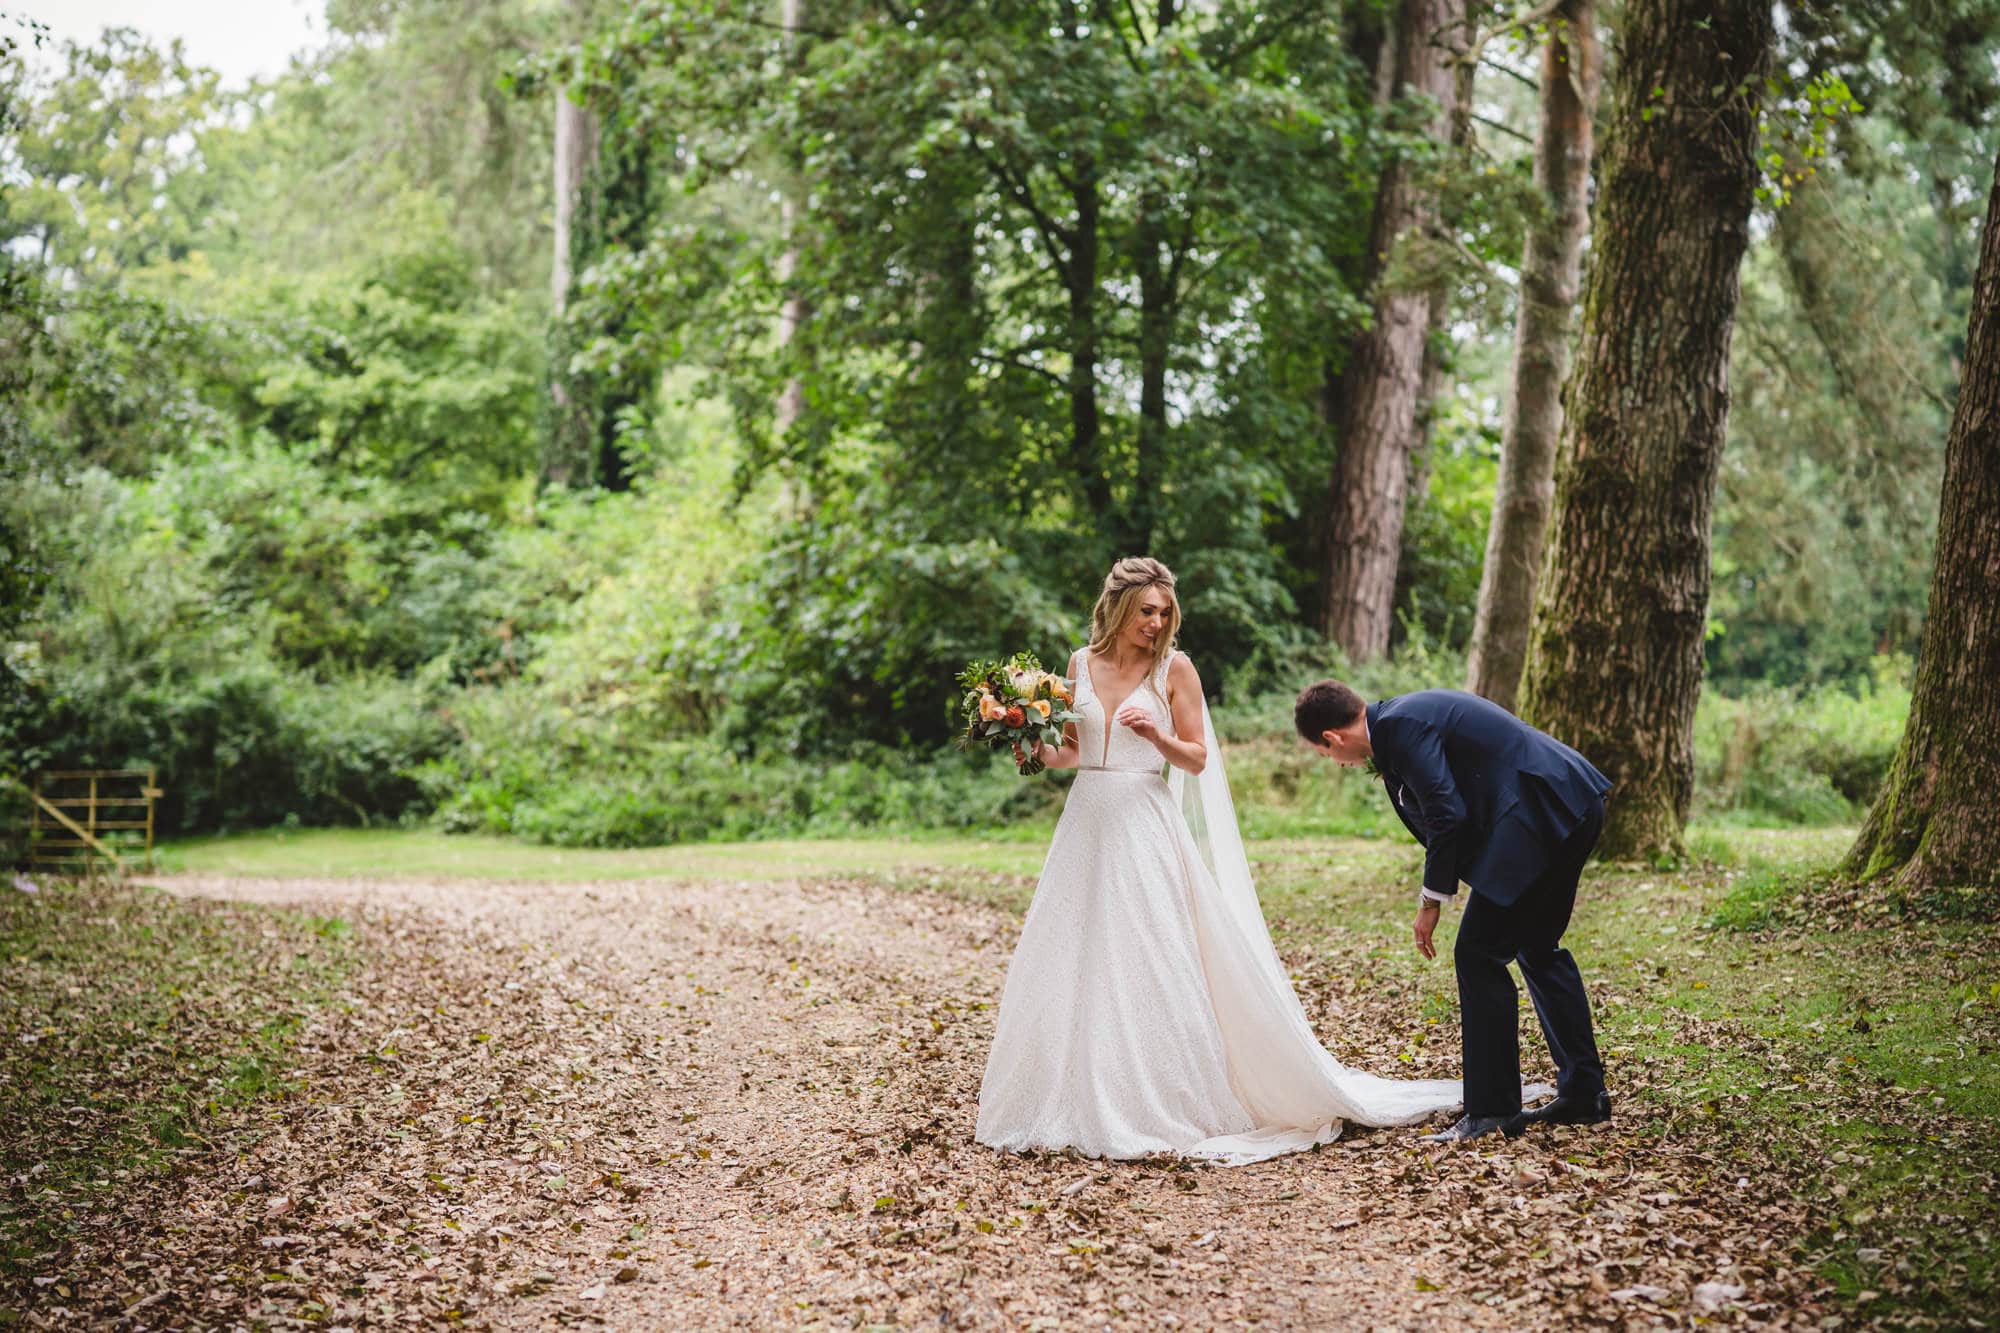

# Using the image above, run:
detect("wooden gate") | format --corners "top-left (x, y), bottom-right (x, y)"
top-left (14, 769), bottom-right (162, 875)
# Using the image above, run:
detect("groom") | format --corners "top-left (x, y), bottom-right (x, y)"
top-left (1296, 681), bottom-right (1614, 1143)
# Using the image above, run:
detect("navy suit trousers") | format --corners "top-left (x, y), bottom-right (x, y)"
top-left (1453, 804), bottom-right (1607, 1116)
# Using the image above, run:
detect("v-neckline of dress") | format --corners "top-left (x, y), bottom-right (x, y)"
top-left (1086, 648), bottom-right (1154, 717)
top-left (1086, 648), bottom-right (1159, 767)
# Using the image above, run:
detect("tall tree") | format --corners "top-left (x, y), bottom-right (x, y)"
top-left (1321, 0), bottom-right (1468, 662)
top-left (1466, 0), bottom-right (1599, 708)
top-left (1516, 0), bottom-right (1773, 860)
top-left (545, 3), bottom-right (597, 487)
top-left (1841, 145), bottom-right (2000, 891)
top-left (568, 0), bottom-right (1372, 743)
top-left (774, 0), bottom-right (808, 435)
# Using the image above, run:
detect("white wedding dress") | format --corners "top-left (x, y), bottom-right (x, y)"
top-left (974, 649), bottom-right (1465, 1166)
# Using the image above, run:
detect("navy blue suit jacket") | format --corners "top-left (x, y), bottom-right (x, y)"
top-left (1366, 690), bottom-right (1612, 907)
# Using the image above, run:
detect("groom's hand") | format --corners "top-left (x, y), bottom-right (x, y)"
top-left (1413, 899), bottom-right (1441, 960)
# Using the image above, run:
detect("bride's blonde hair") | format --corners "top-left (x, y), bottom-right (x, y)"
top-left (1087, 557), bottom-right (1181, 696)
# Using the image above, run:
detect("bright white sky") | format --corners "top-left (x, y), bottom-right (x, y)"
top-left (19, 0), bottom-right (324, 86)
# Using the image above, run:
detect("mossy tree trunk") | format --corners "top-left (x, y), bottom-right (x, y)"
top-left (1467, 0), bottom-right (1599, 711)
top-left (1321, 0), bottom-right (1466, 662)
top-left (1516, 0), bottom-right (1772, 860)
top-left (1842, 145), bottom-right (2000, 890)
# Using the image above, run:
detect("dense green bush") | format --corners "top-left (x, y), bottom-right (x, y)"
top-left (417, 681), bottom-right (1060, 846)
top-left (1692, 656), bottom-right (1911, 826)
top-left (412, 637), bottom-right (1909, 848)
top-left (7, 463), bottom-right (457, 832)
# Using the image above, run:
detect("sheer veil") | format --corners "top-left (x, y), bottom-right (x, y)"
top-left (1167, 691), bottom-right (1467, 1164)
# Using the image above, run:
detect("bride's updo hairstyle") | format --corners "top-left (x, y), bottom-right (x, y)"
top-left (1087, 557), bottom-right (1181, 692)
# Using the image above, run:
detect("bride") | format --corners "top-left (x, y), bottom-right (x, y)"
top-left (974, 557), bottom-right (1464, 1165)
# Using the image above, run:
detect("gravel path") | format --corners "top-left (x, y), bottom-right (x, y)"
top-left (141, 872), bottom-right (1768, 1330)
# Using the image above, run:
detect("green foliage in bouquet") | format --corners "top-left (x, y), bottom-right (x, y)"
top-left (956, 653), bottom-right (1083, 777)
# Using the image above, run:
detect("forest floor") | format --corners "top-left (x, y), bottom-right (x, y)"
top-left (2, 827), bottom-right (1994, 1330)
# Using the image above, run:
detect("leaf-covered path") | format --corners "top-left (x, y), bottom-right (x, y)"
top-left (123, 871), bottom-right (1820, 1330)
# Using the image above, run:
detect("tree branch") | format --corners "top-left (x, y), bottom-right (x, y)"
top-left (1457, 0), bottom-right (1569, 74)
top-left (1094, 0), bottom-right (1145, 73)
top-left (738, 14), bottom-right (844, 40)
top-left (967, 138), bottom-right (1076, 289)
top-left (1209, 3), bottom-right (1318, 73)
top-left (975, 350), bottom-right (1068, 390)
top-left (1471, 110), bottom-right (1533, 145)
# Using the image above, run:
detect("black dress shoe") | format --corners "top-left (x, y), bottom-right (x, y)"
top-left (1419, 1113), bottom-right (1521, 1144)
top-left (1513, 1089), bottom-right (1612, 1128)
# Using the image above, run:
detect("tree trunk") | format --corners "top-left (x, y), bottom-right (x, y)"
top-left (1466, 0), bottom-right (1599, 709)
top-left (1516, 0), bottom-right (1772, 861)
top-left (775, 0), bottom-right (808, 434)
top-left (544, 68), bottom-right (597, 487)
top-left (551, 90), bottom-right (593, 314)
top-left (1132, 217), bottom-right (1168, 557)
top-left (1071, 161), bottom-right (1107, 535)
top-left (1842, 145), bottom-right (2000, 891)
top-left (1322, 0), bottom-right (1467, 662)
top-left (1126, 0), bottom-right (1179, 559)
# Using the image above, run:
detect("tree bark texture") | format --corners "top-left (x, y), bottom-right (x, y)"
top-left (544, 72), bottom-right (597, 487)
top-left (1132, 204), bottom-right (1169, 558)
top-left (1842, 145), bottom-right (2000, 891)
top-left (551, 90), bottom-right (594, 314)
top-left (1516, 0), bottom-right (1772, 860)
top-left (1070, 161), bottom-right (1107, 536)
top-left (1121, 2), bottom-right (1183, 557)
top-left (1466, 0), bottom-right (1599, 709)
top-left (1322, 0), bottom-right (1466, 662)
top-left (775, 0), bottom-right (809, 434)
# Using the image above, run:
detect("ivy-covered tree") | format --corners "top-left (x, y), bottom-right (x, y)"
top-left (1841, 143), bottom-right (2000, 891)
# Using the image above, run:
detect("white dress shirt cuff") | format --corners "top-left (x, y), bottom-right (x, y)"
top-left (1419, 887), bottom-right (1452, 905)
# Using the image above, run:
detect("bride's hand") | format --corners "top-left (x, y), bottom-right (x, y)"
top-left (1115, 705), bottom-right (1161, 743)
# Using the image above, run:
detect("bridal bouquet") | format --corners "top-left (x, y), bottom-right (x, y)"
top-left (956, 653), bottom-right (1081, 776)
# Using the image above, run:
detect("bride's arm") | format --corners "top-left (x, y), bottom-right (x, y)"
top-left (1025, 653), bottom-right (1084, 770)
top-left (1117, 653), bottom-right (1208, 775)
top-left (1027, 724), bottom-right (1082, 771)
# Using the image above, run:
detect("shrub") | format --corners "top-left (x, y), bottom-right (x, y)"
top-left (11, 465), bottom-right (455, 832)
top-left (417, 681), bottom-right (1061, 847)
top-left (1692, 656), bottom-right (1910, 827)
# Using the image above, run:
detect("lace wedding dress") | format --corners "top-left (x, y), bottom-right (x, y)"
top-left (974, 649), bottom-right (1465, 1166)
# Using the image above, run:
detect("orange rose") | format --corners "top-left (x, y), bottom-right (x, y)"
top-left (1032, 699), bottom-right (1052, 719)
top-left (1003, 705), bottom-right (1026, 727)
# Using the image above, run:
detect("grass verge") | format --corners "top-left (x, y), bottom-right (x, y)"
top-left (0, 877), bottom-right (356, 1315)
top-left (1252, 828), bottom-right (1997, 1324)
top-left (158, 826), bottom-right (1051, 882)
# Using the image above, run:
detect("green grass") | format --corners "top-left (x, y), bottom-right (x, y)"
top-left (159, 825), bottom-right (1052, 881)
top-left (0, 880), bottom-right (357, 1289)
top-left (1242, 822), bottom-right (1998, 1319)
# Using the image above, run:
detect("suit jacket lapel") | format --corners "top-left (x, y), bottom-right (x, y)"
top-left (1367, 701), bottom-right (1427, 843)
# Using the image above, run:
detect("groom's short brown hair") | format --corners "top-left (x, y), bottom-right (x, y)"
top-left (1294, 679), bottom-right (1367, 741)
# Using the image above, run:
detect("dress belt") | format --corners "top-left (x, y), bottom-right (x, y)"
top-left (1077, 764), bottom-right (1165, 776)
